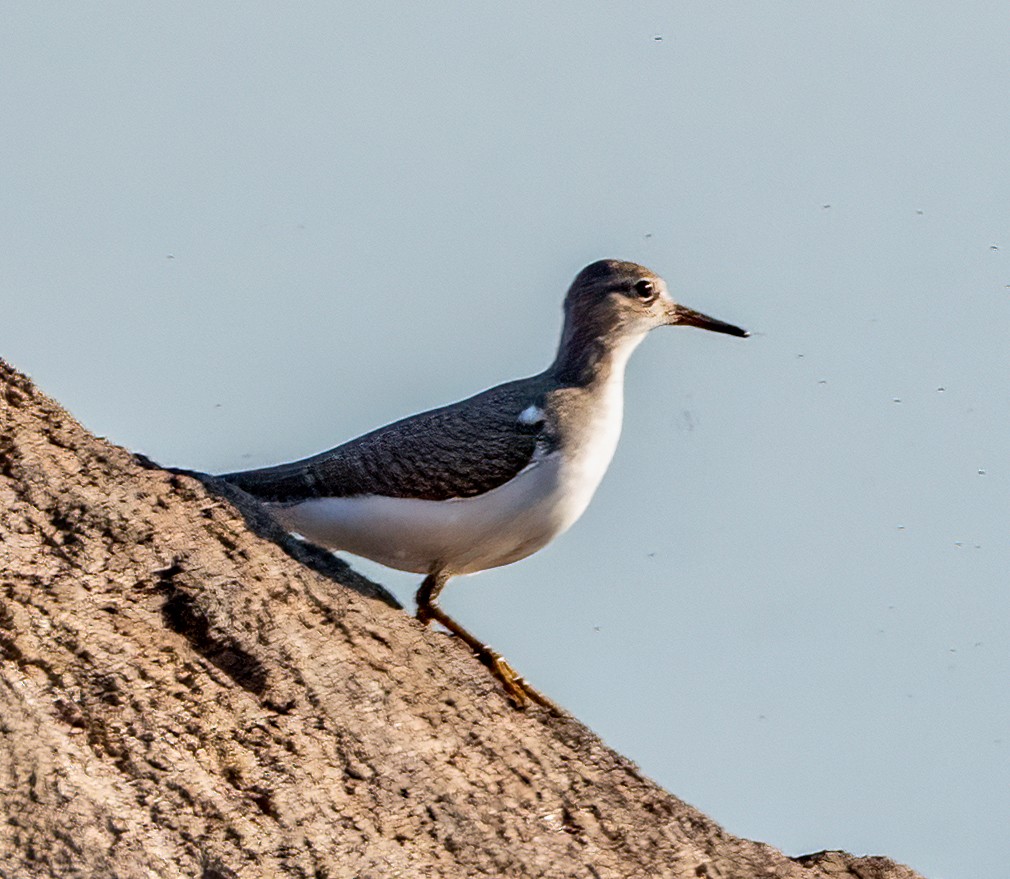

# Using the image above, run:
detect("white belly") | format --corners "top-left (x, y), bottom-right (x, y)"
top-left (271, 357), bottom-right (630, 577)
top-left (270, 426), bottom-right (619, 577)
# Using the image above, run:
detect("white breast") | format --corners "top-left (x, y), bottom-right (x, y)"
top-left (272, 342), bottom-right (636, 577)
top-left (271, 394), bottom-right (624, 577)
top-left (554, 368), bottom-right (625, 531)
top-left (271, 451), bottom-right (572, 576)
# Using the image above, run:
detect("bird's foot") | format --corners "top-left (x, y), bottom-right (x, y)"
top-left (482, 649), bottom-right (563, 715)
top-left (482, 649), bottom-right (528, 708)
top-left (414, 595), bottom-right (562, 714)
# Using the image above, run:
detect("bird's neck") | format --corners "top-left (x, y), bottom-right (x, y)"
top-left (549, 314), bottom-right (645, 390)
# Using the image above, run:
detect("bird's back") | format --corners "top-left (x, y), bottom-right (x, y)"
top-left (220, 377), bottom-right (549, 504)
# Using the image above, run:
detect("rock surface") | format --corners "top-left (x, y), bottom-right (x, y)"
top-left (0, 358), bottom-right (925, 879)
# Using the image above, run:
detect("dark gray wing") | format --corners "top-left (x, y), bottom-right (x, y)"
top-left (219, 378), bottom-right (549, 503)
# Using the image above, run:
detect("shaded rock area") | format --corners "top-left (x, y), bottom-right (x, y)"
top-left (0, 358), bottom-right (925, 879)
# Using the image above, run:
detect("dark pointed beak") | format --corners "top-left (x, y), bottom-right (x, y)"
top-left (669, 303), bottom-right (749, 338)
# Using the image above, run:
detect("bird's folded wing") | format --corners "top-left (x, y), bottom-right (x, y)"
top-left (220, 380), bottom-right (544, 503)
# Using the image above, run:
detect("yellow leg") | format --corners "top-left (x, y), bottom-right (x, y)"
top-left (416, 573), bottom-right (561, 714)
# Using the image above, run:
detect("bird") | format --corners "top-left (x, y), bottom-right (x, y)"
top-left (221, 259), bottom-right (748, 710)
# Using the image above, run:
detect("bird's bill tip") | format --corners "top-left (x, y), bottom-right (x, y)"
top-left (670, 304), bottom-right (749, 338)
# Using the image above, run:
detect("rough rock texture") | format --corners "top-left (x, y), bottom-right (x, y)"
top-left (0, 358), bottom-right (925, 879)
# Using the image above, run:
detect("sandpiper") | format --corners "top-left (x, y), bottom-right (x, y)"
top-left (221, 259), bottom-right (747, 710)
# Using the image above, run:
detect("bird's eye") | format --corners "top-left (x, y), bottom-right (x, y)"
top-left (633, 279), bottom-right (657, 301)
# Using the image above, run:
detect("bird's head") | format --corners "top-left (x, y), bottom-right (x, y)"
top-left (564, 259), bottom-right (749, 340)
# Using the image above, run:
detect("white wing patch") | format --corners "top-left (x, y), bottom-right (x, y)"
top-left (518, 404), bottom-right (544, 427)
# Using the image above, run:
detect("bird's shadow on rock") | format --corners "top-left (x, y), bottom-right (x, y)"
top-left (133, 454), bottom-right (402, 610)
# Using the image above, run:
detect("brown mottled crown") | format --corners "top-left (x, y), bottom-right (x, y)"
top-left (564, 260), bottom-right (659, 310)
